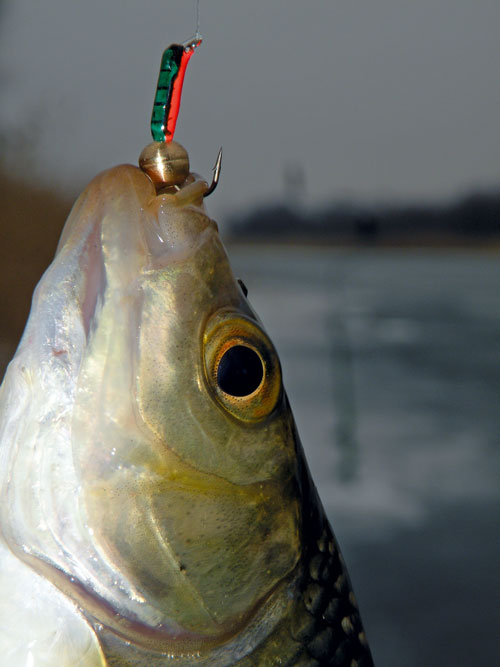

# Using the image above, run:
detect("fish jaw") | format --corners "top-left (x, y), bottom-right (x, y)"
top-left (0, 164), bottom-right (303, 654)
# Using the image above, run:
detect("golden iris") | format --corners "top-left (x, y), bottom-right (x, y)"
top-left (203, 310), bottom-right (282, 422)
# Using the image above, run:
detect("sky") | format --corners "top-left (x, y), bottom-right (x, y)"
top-left (1, 0), bottom-right (499, 222)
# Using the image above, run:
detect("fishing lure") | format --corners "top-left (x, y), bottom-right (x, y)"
top-left (139, 35), bottom-right (221, 200)
top-left (150, 35), bottom-right (202, 143)
top-left (0, 35), bottom-right (374, 666)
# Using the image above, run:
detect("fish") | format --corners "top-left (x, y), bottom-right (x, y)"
top-left (0, 140), bottom-right (374, 666)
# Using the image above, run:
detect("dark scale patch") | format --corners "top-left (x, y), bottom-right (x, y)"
top-left (323, 598), bottom-right (345, 624)
top-left (303, 582), bottom-right (327, 616)
top-left (290, 602), bottom-right (318, 643)
top-left (331, 638), bottom-right (352, 665)
top-left (308, 553), bottom-right (325, 581)
top-left (307, 626), bottom-right (337, 660)
top-left (288, 425), bottom-right (375, 666)
top-left (298, 524), bottom-right (375, 665)
top-left (334, 573), bottom-right (348, 596)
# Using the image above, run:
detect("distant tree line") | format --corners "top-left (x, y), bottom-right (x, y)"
top-left (227, 190), bottom-right (500, 244)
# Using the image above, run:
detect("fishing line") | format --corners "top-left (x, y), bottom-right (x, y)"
top-left (195, 0), bottom-right (201, 40)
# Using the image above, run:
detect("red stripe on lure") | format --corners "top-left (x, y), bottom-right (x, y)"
top-left (150, 35), bottom-right (202, 143)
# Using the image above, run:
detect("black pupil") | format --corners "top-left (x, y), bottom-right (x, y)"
top-left (217, 345), bottom-right (264, 397)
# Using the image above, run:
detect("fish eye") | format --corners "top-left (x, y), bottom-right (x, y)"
top-left (217, 344), bottom-right (264, 397)
top-left (203, 310), bottom-right (282, 421)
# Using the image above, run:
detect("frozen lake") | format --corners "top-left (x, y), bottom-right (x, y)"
top-left (228, 245), bottom-right (500, 666)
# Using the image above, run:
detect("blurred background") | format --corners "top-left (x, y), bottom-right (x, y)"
top-left (1, 1), bottom-right (499, 664)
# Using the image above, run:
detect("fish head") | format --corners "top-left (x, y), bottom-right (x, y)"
top-left (72, 164), bottom-right (303, 640)
top-left (1, 163), bottom-right (304, 652)
top-left (1, 156), bottom-right (373, 665)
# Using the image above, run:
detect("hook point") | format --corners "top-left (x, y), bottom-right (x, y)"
top-left (204, 147), bottom-right (223, 197)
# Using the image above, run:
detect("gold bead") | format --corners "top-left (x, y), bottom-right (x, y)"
top-left (138, 141), bottom-right (190, 190)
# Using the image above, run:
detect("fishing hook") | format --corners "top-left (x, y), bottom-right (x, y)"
top-left (204, 148), bottom-right (223, 197)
